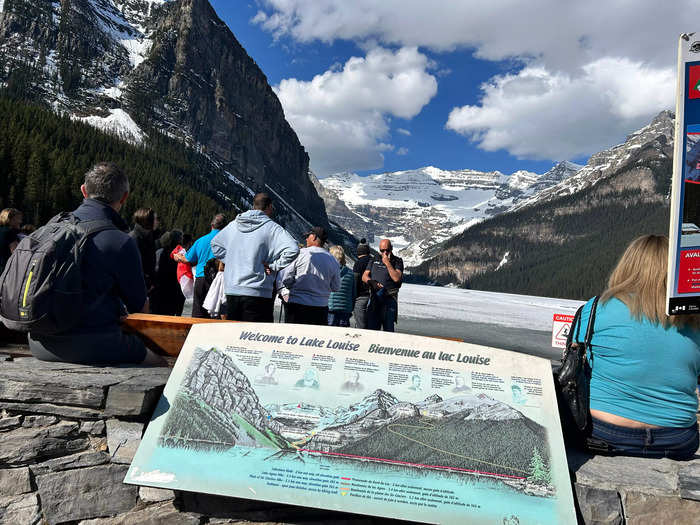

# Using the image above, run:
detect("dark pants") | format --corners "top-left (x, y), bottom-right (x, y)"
top-left (226, 295), bottom-right (274, 322)
top-left (28, 329), bottom-right (147, 365)
top-left (367, 295), bottom-right (398, 332)
top-left (286, 303), bottom-right (328, 325)
top-left (590, 417), bottom-right (699, 460)
top-left (328, 311), bottom-right (351, 327)
top-left (192, 277), bottom-right (211, 319)
top-left (353, 295), bottom-right (369, 329)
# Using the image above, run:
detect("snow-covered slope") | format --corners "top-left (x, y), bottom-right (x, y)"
top-left (510, 112), bottom-right (673, 212)
top-left (320, 162), bottom-right (581, 265)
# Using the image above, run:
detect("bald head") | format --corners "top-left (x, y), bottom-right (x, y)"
top-left (379, 239), bottom-right (393, 254)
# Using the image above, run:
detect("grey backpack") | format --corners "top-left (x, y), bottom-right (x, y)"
top-left (0, 212), bottom-right (115, 334)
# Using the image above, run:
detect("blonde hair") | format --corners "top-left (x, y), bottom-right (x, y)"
top-left (601, 234), bottom-right (700, 329)
top-left (329, 245), bottom-right (345, 266)
top-left (0, 208), bottom-right (21, 227)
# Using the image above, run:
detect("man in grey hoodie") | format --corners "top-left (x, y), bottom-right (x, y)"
top-left (211, 193), bottom-right (299, 322)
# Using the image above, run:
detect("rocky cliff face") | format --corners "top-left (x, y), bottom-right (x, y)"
top-left (0, 0), bottom-right (331, 237)
top-left (182, 347), bottom-right (281, 435)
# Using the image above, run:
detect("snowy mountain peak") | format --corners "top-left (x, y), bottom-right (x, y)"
top-left (320, 163), bottom-right (578, 266)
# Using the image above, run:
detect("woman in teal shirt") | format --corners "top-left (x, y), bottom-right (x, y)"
top-left (575, 235), bottom-right (700, 460)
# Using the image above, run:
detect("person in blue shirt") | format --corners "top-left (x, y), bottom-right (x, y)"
top-left (179, 214), bottom-right (226, 318)
top-left (574, 234), bottom-right (700, 460)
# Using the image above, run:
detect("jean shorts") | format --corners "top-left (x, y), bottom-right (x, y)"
top-left (590, 417), bottom-right (699, 460)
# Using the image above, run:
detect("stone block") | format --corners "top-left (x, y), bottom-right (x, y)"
top-left (104, 372), bottom-right (169, 417)
top-left (680, 461), bottom-right (700, 501)
top-left (0, 401), bottom-right (103, 419)
top-left (36, 464), bottom-right (138, 524)
top-left (0, 467), bottom-right (32, 497)
top-left (0, 415), bottom-right (22, 431)
top-left (22, 415), bottom-right (58, 427)
top-left (0, 492), bottom-right (40, 524)
top-left (0, 364), bottom-right (114, 408)
top-left (80, 420), bottom-right (106, 436)
top-left (106, 419), bottom-right (144, 464)
top-left (139, 486), bottom-right (176, 503)
top-left (622, 491), bottom-right (700, 524)
top-left (80, 501), bottom-right (201, 524)
top-left (30, 450), bottom-right (110, 475)
top-left (574, 484), bottom-right (623, 525)
top-left (568, 450), bottom-right (679, 495)
top-left (0, 421), bottom-right (89, 466)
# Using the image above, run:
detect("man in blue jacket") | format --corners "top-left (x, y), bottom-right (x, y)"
top-left (211, 193), bottom-right (299, 322)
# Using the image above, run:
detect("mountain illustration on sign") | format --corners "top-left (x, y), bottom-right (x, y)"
top-left (159, 347), bottom-right (554, 494)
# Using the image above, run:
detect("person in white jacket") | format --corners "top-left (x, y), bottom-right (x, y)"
top-left (280, 226), bottom-right (340, 325)
top-left (210, 193), bottom-right (299, 322)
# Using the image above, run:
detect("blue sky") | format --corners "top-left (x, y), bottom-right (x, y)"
top-left (209, 1), bottom-right (694, 178)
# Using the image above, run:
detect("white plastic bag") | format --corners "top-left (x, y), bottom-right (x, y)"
top-left (203, 272), bottom-right (226, 317)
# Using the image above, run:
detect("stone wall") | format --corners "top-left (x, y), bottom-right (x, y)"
top-left (0, 351), bottom-right (699, 524)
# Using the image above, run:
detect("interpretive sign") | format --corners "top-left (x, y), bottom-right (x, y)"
top-left (126, 323), bottom-right (576, 524)
top-left (668, 33), bottom-right (700, 314)
top-left (551, 313), bottom-right (574, 350)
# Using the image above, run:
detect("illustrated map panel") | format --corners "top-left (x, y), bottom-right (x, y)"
top-left (126, 323), bottom-right (576, 524)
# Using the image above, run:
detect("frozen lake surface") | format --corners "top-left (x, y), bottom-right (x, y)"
top-left (191, 283), bottom-right (585, 363)
top-left (395, 284), bottom-right (584, 363)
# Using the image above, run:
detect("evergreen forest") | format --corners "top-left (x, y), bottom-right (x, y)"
top-left (0, 94), bottom-right (242, 236)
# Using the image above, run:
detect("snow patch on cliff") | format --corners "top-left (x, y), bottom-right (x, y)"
top-left (80, 108), bottom-right (145, 144)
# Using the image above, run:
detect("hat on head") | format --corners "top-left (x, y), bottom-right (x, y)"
top-left (306, 226), bottom-right (328, 244)
top-left (357, 237), bottom-right (369, 256)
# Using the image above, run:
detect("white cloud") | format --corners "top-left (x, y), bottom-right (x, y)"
top-left (396, 147), bottom-right (409, 156)
top-left (397, 128), bottom-right (411, 136)
top-left (255, 0), bottom-right (695, 161)
top-left (253, 0), bottom-right (699, 72)
top-left (446, 58), bottom-right (675, 160)
top-left (275, 47), bottom-right (437, 176)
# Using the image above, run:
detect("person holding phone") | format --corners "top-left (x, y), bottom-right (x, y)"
top-left (362, 238), bottom-right (403, 331)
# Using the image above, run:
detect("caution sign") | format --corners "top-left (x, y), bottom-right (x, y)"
top-left (551, 314), bottom-right (574, 349)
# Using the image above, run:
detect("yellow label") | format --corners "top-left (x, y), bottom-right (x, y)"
top-left (22, 271), bottom-right (33, 308)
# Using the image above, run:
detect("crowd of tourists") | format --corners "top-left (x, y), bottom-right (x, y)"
top-left (0, 163), bottom-right (403, 364)
top-left (1, 162), bottom-right (700, 462)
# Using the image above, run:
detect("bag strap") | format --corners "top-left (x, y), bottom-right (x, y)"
top-left (584, 296), bottom-right (599, 346)
top-left (566, 295), bottom-right (599, 348)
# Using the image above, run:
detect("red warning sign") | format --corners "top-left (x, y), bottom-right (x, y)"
top-left (552, 313), bottom-right (574, 349)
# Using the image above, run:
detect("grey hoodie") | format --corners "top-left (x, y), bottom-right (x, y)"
top-left (210, 210), bottom-right (299, 298)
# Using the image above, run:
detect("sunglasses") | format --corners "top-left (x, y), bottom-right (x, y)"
top-left (380, 248), bottom-right (391, 253)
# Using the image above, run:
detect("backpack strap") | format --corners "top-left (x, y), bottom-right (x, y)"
top-left (76, 218), bottom-right (119, 237)
top-left (52, 213), bottom-right (118, 239)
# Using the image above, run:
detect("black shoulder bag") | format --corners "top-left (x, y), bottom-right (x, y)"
top-left (554, 296), bottom-right (599, 448)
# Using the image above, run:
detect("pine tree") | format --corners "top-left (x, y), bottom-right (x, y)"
top-left (527, 447), bottom-right (551, 486)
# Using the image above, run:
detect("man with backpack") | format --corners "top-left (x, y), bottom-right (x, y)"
top-left (17, 163), bottom-right (164, 365)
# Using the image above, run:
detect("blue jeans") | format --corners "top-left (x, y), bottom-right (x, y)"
top-left (367, 296), bottom-right (397, 332)
top-left (328, 311), bottom-right (351, 327)
top-left (590, 417), bottom-right (699, 460)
